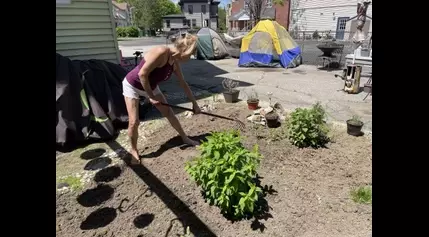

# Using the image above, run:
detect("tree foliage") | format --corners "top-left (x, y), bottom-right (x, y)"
top-left (117, 0), bottom-right (181, 29)
top-left (218, 7), bottom-right (227, 31)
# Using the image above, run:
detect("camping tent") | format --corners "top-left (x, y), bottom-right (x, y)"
top-left (196, 27), bottom-right (229, 60)
top-left (239, 20), bottom-right (302, 68)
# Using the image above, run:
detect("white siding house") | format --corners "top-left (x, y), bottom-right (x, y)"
top-left (289, 0), bottom-right (372, 40)
top-left (56, 0), bottom-right (121, 64)
top-left (112, 1), bottom-right (132, 27)
top-left (163, 15), bottom-right (189, 32)
top-left (162, 0), bottom-right (219, 32)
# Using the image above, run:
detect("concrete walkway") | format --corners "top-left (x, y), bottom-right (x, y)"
top-left (147, 58), bottom-right (372, 132)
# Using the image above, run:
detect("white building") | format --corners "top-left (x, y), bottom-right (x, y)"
top-left (289, 0), bottom-right (372, 40)
top-left (162, 0), bottom-right (220, 32)
top-left (112, 0), bottom-right (132, 27)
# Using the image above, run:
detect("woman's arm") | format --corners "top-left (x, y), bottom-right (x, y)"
top-left (173, 63), bottom-right (197, 105)
top-left (137, 47), bottom-right (168, 100)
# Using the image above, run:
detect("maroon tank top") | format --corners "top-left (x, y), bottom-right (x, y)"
top-left (125, 55), bottom-right (175, 91)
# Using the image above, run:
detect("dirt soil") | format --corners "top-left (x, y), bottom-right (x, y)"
top-left (56, 102), bottom-right (372, 237)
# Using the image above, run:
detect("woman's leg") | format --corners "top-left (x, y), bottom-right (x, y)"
top-left (124, 96), bottom-right (141, 163)
top-left (153, 92), bottom-right (199, 146)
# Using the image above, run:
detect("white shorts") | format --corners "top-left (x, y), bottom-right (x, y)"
top-left (122, 78), bottom-right (161, 99)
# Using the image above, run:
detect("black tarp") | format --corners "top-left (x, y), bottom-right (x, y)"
top-left (56, 53), bottom-right (129, 151)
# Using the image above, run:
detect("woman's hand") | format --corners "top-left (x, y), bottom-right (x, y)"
top-left (149, 98), bottom-right (160, 106)
top-left (192, 103), bottom-right (201, 114)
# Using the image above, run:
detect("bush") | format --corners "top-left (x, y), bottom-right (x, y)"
top-left (185, 130), bottom-right (263, 220)
top-left (116, 26), bottom-right (139, 38)
top-left (116, 27), bottom-right (127, 38)
top-left (287, 102), bottom-right (330, 148)
top-left (126, 26), bottom-right (139, 37)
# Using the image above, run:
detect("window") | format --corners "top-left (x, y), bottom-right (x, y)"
top-left (166, 20), bottom-right (171, 28)
top-left (192, 19), bottom-right (196, 27)
top-left (183, 18), bottom-right (187, 26)
top-left (201, 5), bottom-right (206, 14)
top-left (188, 5), bottom-right (193, 14)
top-left (187, 19), bottom-right (191, 26)
top-left (205, 19), bottom-right (209, 27)
top-left (266, 0), bottom-right (272, 8)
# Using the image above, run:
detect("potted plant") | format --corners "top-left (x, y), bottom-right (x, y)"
top-left (222, 78), bottom-right (239, 103)
top-left (265, 112), bottom-right (279, 128)
top-left (346, 115), bottom-right (364, 136)
top-left (246, 89), bottom-right (259, 110)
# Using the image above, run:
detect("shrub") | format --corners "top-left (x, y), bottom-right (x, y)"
top-left (116, 26), bottom-right (139, 38)
top-left (185, 130), bottom-right (263, 220)
top-left (116, 27), bottom-right (127, 38)
top-left (287, 102), bottom-right (330, 148)
top-left (126, 26), bottom-right (139, 37)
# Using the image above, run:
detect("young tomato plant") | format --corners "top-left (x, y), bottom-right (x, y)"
top-left (287, 102), bottom-right (330, 148)
top-left (185, 130), bottom-right (263, 220)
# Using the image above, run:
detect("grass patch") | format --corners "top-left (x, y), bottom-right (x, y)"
top-left (350, 185), bottom-right (372, 204)
top-left (58, 175), bottom-right (82, 191)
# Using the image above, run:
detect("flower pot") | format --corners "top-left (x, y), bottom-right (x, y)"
top-left (346, 119), bottom-right (364, 136)
top-left (247, 99), bottom-right (259, 110)
top-left (363, 83), bottom-right (372, 93)
top-left (223, 89), bottom-right (240, 103)
top-left (265, 113), bottom-right (279, 128)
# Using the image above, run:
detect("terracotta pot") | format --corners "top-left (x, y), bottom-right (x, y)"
top-left (247, 99), bottom-right (259, 110)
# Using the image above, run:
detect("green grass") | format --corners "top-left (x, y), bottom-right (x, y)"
top-left (350, 185), bottom-right (372, 204)
top-left (57, 175), bottom-right (82, 191)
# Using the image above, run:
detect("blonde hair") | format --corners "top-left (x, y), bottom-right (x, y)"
top-left (174, 33), bottom-right (198, 56)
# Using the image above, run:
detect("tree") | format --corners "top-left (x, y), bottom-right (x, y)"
top-left (118, 0), bottom-right (181, 30)
top-left (244, 0), bottom-right (288, 25)
top-left (218, 7), bottom-right (227, 31)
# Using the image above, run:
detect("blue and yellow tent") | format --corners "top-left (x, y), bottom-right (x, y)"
top-left (239, 20), bottom-right (302, 68)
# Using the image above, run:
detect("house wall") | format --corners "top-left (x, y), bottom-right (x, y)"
top-left (113, 5), bottom-right (131, 27)
top-left (289, 0), bottom-right (372, 36)
top-left (182, 3), bottom-right (211, 28)
top-left (163, 18), bottom-right (186, 31)
top-left (210, 18), bottom-right (218, 30)
top-left (56, 0), bottom-right (120, 64)
top-left (229, 0), bottom-right (290, 30)
top-left (274, 1), bottom-right (290, 30)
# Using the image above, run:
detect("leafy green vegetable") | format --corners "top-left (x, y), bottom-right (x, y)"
top-left (185, 130), bottom-right (262, 219)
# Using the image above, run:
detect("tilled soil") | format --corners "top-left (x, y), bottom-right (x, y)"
top-left (56, 103), bottom-right (372, 237)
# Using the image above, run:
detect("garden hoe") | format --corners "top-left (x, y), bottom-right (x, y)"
top-left (160, 102), bottom-right (246, 130)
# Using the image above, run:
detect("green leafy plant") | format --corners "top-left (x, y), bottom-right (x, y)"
top-left (246, 89), bottom-right (259, 102)
top-left (125, 26), bottom-right (139, 37)
top-left (269, 124), bottom-right (288, 142)
top-left (185, 130), bottom-right (263, 220)
top-left (116, 27), bottom-right (126, 38)
top-left (348, 115), bottom-right (363, 126)
top-left (351, 186), bottom-right (372, 204)
top-left (287, 102), bottom-right (330, 148)
top-left (116, 26), bottom-right (139, 38)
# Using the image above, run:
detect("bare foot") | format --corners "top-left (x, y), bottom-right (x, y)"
top-left (182, 137), bottom-right (200, 146)
top-left (129, 149), bottom-right (140, 165)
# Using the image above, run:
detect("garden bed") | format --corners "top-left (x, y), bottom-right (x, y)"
top-left (56, 102), bottom-right (372, 237)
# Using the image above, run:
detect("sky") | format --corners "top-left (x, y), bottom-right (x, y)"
top-left (170, 0), bottom-right (229, 7)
